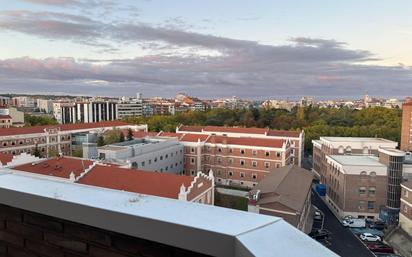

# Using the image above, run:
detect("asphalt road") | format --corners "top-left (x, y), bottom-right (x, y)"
top-left (312, 191), bottom-right (375, 257)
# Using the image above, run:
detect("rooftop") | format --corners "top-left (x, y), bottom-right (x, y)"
top-left (12, 156), bottom-right (95, 179)
top-left (251, 165), bottom-right (313, 212)
top-left (327, 155), bottom-right (386, 167)
top-left (207, 135), bottom-right (285, 148)
top-left (0, 121), bottom-right (133, 137)
top-left (78, 165), bottom-right (194, 199)
top-left (0, 115), bottom-right (11, 119)
top-left (320, 136), bottom-right (396, 144)
top-left (0, 170), bottom-right (337, 257)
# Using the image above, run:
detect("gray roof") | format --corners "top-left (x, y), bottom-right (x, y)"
top-left (252, 165), bottom-right (313, 212)
top-left (327, 155), bottom-right (385, 167)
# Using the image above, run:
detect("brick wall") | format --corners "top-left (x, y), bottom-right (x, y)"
top-left (0, 204), bottom-right (208, 257)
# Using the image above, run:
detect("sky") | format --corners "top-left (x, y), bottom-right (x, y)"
top-left (0, 0), bottom-right (411, 99)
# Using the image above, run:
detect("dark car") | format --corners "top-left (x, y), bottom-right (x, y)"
top-left (369, 221), bottom-right (385, 230)
top-left (367, 244), bottom-right (394, 253)
top-left (309, 229), bottom-right (331, 240)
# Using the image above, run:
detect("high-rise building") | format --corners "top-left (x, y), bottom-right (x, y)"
top-left (401, 102), bottom-right (412, 151)
top-left (61, 101), bottom-right (118, 124)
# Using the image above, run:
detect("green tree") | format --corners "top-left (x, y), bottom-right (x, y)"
top-left (119, 132), bottom-right (125, 142)
top-left (48, 148), bottom-right (59, 157)
top-left (97, 135), bottom-right (105, 147)
top-left (127, 128), bottom-right (134, 141)
top-left (33, 145), bottom-right (41, 158)
top-left (72, 148), bottom-right (83, 158)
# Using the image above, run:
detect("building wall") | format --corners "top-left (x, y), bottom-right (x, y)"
top-left (400, 185), bottom-right (412, 236)
top-left (0, 204), bottom-right (207, 257)
top-left (182, 142), bottom-right (289, 188)
top-left (401, 104), bottom-right (412, 151)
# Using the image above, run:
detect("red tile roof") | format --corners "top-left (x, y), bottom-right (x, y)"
top-left (206, 135), bottom-right (285, 148)
top-left (178, 125), bottom-right (203, 132)
top-left (267, 130), bottom-right (301, 138)
top-left (179, 134), bottom-right (209, 142)
top-left (78, 166), bottom-right (194, 199)
top-left (132, 131), bottom-right (159, 138)
top-left (203, 126), bottom-right (268, 135)
top-left (12, 157), bottom-right (94, 179)
top-left (0, 152), bottom-right (13, 165)
top-left (0, 121), bottom-right (132, 137)
top-left (403, 101), bottom-right (412, 106)
top-left (0, 115), bottom-right (11, 119)
top-left (158, 132), bottom-right (183, 138)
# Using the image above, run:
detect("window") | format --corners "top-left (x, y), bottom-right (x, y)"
top-left (190, 157), bottom-right (195, 164)
top-left (360, 171), bottom-right (367, 178)
top-left (228, 158), bottom-right (233, 164)
top-left (141, 161), bottom-right (145, 167)
top-left (369, 172), bottom-right (376, 178)
top-left (229, 148), bottom-right (233, 153)
top-left (240, 172), bottom-right (245, 178)
top-left (345, 146), bottom-right (352, 154)
top-left (338, 146), bottom-right (344, 154)
top-left (191, 147), bottom-right (195, 153)
top-left (276, 152), bottom-right (281, 158)
top-left (240, 160), bottom-right (245, 166)
top-left (217, 157), bottom-right (222, 164)
top-left (165, 154), bottom-right (168, 159)
top-left (165, 166), bottom-right (168, 171)
top-left (218, 147), bottom-right (222, 153)
top-left (276, 163), bottom-right (281, 168)
top-left (190, 170), bottom-right (195, 175)
top-left (228, 171), bottom-right (233, 177)
top-left (160, 156), bottom-right (163, 160)
top-left (252, 174), bottom-right (257, 180)
top-left (149, 159), bottom-right (152, 164)
top-left (359, 187), bottom-right (367, 195)
top-left (291, 149), bottom-right (294, 155)
top-left (154, 157), bottom-right (157, 162)
top-left (265, 151), bottom-right (270, 157)
top-left (362, 147), bottom-right (369, 155)
top-left (264, 162), bottom-right (270, 169)
top-left (252, 161), bottom-right (257, 167)
top-left (252, 150), bottom-right (257, 156)
top-left (368, 187), bottom-right (376, 196)
top-left (405, 190), bottom-right (409, 197)
top-left (367, 201), bottom-right (375, 210)
top-left (217, 170), bottom-right (221, 175)
top-left (240, 149), bottom-right (245, 155)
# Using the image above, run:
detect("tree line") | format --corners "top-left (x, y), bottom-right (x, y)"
top-left (123, 106), bottom-right (402, 154)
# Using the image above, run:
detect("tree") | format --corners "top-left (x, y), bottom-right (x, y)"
top-left (97, 135), bottom-right (105, 147)
top-left (127, 128), bottom-right (134, 141)
top-left (119, 132), bottom-right (125, 142)
top-left (72, 148), bottom-right (83, 158)
top-left (48, 148), bottom-right (59, 158)
top-left (33, 145), bottom-right (41, 158)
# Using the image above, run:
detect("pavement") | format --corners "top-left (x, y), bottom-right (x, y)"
top-left (312, 190), bottom-right (375, 257)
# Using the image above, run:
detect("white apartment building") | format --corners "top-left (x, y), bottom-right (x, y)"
top-left (97, 137), bottom-right (184, 174)
top-left (116, 99), bottom-right (143, 119)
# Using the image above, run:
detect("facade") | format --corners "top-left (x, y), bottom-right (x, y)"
top-left (37, 99), bottom-right (54, 113)
top-left (312, 136), bottom-right (398, 183)
top-left (11, 96), bottom-right (36, 108)
top-left (0, 121), bottom-right (146, 157)
top-left (401, 102), bottom-right (412, 151)
top-left (177, 125), bottom-right (304, 167)
top-left (97, 138), bottom-right (184, 174)
top-left (248, 165), bottom-right (313, 233)
top-left (400, 181), bottom-right (412, 237)
top-left (0, 96), bottom-right (10, 106)
top-left (61, 101), bottom-right (118, 124)
top-left (323, 147), bottom-right (406, 221)
top-left (8, 107), bottom-right (24, 126)
top-left (116, 99), bottom-right (143, 119)
top-left (175, 133), bottom-right (291, 188)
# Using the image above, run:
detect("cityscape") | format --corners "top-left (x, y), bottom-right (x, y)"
top-left (1, 1), bottom-right (412, 257)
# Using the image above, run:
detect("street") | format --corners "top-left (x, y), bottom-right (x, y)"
top-left (312, 191), bottom-right (375, 257)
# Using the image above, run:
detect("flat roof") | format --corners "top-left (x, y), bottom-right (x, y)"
top-left (328, 155), bottom-right (386, 167)
top-left (0, 170), bottom-right (337, 257)
top-left (321, 137), bottom-right (396, 144)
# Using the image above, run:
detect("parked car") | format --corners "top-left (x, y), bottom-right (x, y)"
top-left (360, 233), bottom-right (381, 242)
top-left (309, 229), bottom-right (331, 240)
top-left (314, 211), bottom-right (322, 221)
top-left (342, 218), bottom-right (366, 228)
top-left (369, 221), bottom-right (385, 230)
top-left (367, 244), bottom-right (394, 253)
top-left (342, 215), bottom-right (354, 221)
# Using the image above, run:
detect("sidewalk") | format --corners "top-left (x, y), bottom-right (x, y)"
top-left (385, 226), bottom-right (412, 257)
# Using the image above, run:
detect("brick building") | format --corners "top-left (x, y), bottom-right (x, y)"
top-left (0, 121), bottom-right (147, 157)
top-left (248, 165), bottom-right (313, 233)
top-left (400, 181), bottom-right (412, 236)
top-left (177, 125), bottom-right (304, 167)
top-left (401, 102), bottom-right (412, 151)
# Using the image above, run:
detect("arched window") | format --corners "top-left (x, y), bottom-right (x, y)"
top-left (360, 171), bottom-right (367, 179)
top-left (345, 146), bottom-right (352, 154)
top-left (338, 146), bottom-right (344, 154)
top-left (363, 147), bottom-right (369, 155)
top-left (370, 171), bottom-right (376, 178)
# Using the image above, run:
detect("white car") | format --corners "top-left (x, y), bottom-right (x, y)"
top-left (360, 233), bottom-right (381, 242)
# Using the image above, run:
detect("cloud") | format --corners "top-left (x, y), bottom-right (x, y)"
top-left (0, 11), bottom-right (411, 98)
